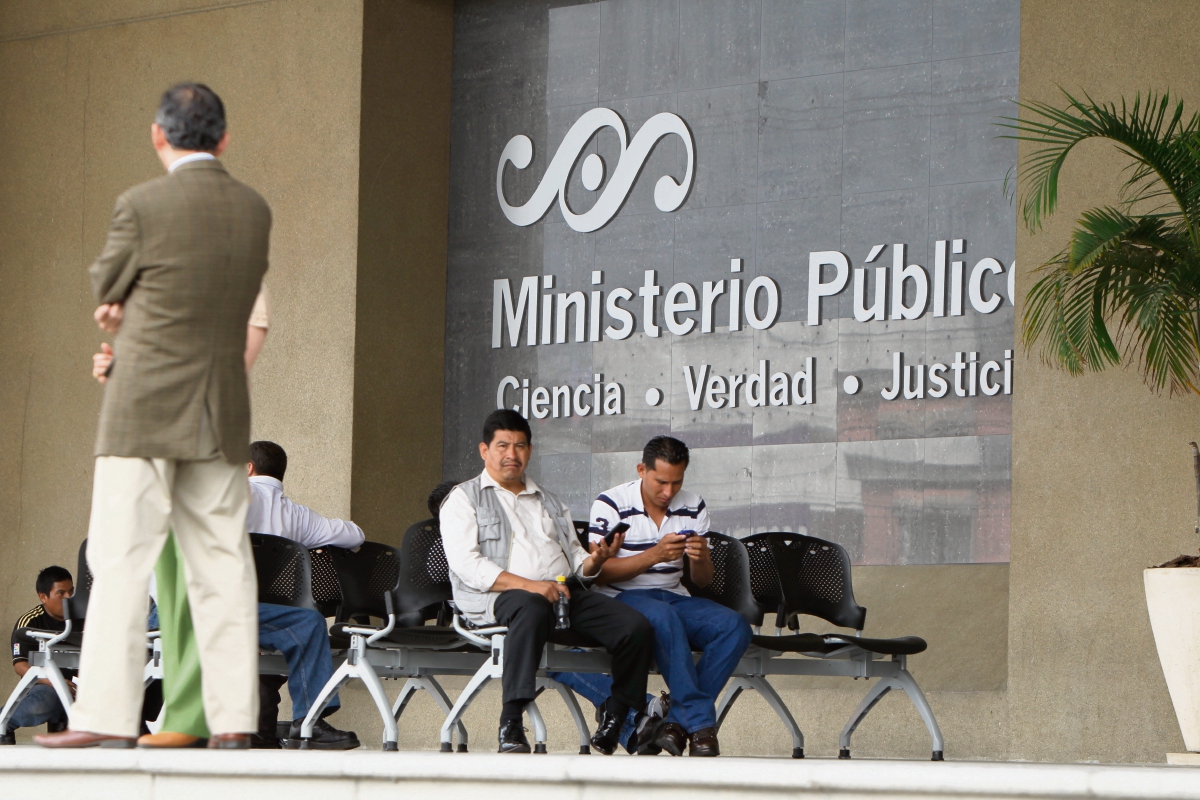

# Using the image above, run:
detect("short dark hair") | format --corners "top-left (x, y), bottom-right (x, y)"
top-left (427, 480), bottom-right (460, 518)
top-left (642, 436), bottom-right (690, 470)
top-left (36, 566), bottom-right (73, 597)
top-left (156, 83), bottom-right (226, 151)
top-left (250, 440), bottom-right (288, 481)
top-left (482, 409), bottom-right (532, 446)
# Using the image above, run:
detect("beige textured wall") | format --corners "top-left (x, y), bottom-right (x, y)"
top-left (1009, 0), bottom-right (1200, 763)
top-left (350, 0), bottom-right (452, 545)
top-left (0, 0), bottom-right (365, 698)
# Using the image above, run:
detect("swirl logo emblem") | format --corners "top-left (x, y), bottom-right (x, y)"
top-left (496, 108), bottom-right (694, 233)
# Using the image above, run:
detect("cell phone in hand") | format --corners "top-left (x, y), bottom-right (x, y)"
top-left (604, 521), bottom-right (630, 546)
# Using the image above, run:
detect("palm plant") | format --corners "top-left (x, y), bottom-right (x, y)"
top-left (1000, 90), bottom-right (1200, 395)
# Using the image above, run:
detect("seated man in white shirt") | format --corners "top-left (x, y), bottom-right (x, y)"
top-left (439, 410), bottom-right (655, 755)
top-left (246, 440), bottom-right (364, 749)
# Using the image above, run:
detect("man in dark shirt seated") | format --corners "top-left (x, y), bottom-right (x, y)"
top-left (4, 567), bottom-right (75, 744)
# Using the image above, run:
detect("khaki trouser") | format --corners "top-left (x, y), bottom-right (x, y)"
top-left (70, 455), bottom-right (258, 737)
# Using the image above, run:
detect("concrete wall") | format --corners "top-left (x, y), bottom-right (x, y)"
top-left (351, 0), bottom-right (453, 543)
top-left (0, 0), bottom-right (365, 647)
top-left (0, 0), bottom-right (452, 735)
top-left (1008, 0), bottom-right (1200, 763)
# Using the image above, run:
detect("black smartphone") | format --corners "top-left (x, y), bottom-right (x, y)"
top-left (604, 521), bottom-right (630, 546)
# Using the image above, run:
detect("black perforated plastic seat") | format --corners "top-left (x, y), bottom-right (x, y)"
top-left (309, 546), bottom-right (344, 618)
top-left (751, 632), bottom-right (927, 656)
top-left (250, 533), bottom-right (319, 612)
top-left (681, 531), bottom-right (762, 625)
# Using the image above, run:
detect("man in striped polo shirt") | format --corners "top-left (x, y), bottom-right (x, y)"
top-left (586, 436), bottom-right (752, 757)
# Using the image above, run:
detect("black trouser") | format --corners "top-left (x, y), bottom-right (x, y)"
top-left (492, 587), bottom-right (654, 714)
top-left (258, 674), bottom-right (336, 737)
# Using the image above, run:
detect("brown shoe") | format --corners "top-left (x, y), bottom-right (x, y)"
top-left (138, 731), bottom-right (206, 748)
top-left (688, 726), bottom-right (720, 757)
top-left (34, 729), bottom-right (135, 749)
top-left (654, 722), bottom-right (687, 756)
top-left (207, 733), bottom-right (252, 749)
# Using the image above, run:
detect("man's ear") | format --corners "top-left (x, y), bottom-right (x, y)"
top-left (213, 131), bottom-right (230, 157)
top-left (478, 441), bottom-right (489, 460)
top-left (246, 462), bottom-right (255, 477)
top-left (151, 123), bottom-right (169, 151)
top-left (636, 462), bottom-right (647, 479)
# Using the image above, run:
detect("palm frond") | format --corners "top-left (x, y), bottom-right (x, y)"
top-left (1003, 89), bottom-right (1200, 395)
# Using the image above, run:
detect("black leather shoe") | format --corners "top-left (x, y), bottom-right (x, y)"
top-left (655, 722), bottom-right (687, 756)
top-left (286, 719), bottom-right (360, 750)
top-left (498, 719), bottom-right (531, 753)
top-left (590, 707), bottom-right (623, 755)
top-left (632, 692), bottom-right (670, 755)
top-left (688, 727), bottom-right (720, 756)
top-left (1, 731), bottom-right (15, 746)
top-left (47, 720), bottom-right (68, 734)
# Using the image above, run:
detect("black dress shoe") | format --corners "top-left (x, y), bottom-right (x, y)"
top-left (287, 719), bottom-right (360, 750)
top-left (655, 722), bottom-right (687, 756)
top-left (688, 727), bottom-right (720, 757)
top-left (1, 731), bottom-right (15, 746)
top-left (47, 720), bottom-right (68, 734)
top-left (498, 719), bottom-right (531, 753)
top-left (632, 692), bottom-right (670, 755)
top-left (590, 707), bottom-right (623, 755)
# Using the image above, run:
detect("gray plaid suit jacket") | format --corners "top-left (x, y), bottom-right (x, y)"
top-left (89, 158), bottom-right (271, 464)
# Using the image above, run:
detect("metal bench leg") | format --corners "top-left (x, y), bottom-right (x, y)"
top-left (440, 657), bottom-right (496, 752)
top-left (424, 676), bottom-right (470, 752)
top-left (394, 676), bottom-right (469, 752)
top-left (749, 677), bottom-right (805, 758)
top-left (391, 678), bottom-right (422, 722)
top-left (526, 699), bottom-right (548, 753)
top-left (357, 658), bottom-right (400, 750)
top-left (715, 678), bottom-right (748, 732)
top-left (540, 677), bottom-right (590, 754)
top-left (299, 659), bottom-right (359, 747)
top-left (42, 662), bottom-right (75, 713)
top-left (838, 677), bottom-right (893, 759)
top-left (0, 668), bottom-right (42, 736)
top-left (893, 664), bottom-right (945, 760)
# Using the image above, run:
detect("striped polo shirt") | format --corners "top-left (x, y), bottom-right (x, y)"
top-left (587, 479), bottom-right (710, 597)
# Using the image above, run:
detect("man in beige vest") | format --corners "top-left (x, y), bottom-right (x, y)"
top-left (38, 83), bottom-right (269, 748)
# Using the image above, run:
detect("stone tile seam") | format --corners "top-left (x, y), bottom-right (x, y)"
top-left (529, 48), bottom-right (1022, 112)
top-left (0, 0), bottom-right (279, 45)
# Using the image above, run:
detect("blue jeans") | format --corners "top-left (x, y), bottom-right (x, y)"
top-left (257, 604), bottom-right (339, 718)
top-left (552, 591), bottom-right (751, 736)
top-left (618, 590), bottom-right (751, 732)
top-left (6, 683), bottom-right (66, 733)
top-left (547, 669), bottom-right (644, 752)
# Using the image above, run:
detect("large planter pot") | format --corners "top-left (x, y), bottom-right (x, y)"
top-left (1145, 567), bottom-right (1200, 751)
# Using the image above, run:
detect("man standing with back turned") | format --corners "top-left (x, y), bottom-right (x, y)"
top-left (38, 84), bottom-right (268, 748)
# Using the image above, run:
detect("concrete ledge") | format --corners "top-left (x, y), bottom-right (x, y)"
top-left (2, 749), bottom-right (1200, 799)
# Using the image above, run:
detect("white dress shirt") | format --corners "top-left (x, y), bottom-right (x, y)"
top-left (246, 475), bottom-right (365, 549)
top-left (167, 152), bottom-right (215, 172)
top-left (441, 470), bottom-right (588, 621)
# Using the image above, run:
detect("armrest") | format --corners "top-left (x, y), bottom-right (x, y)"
top-left (364, 594), bottom-right (397, 646)
top-left (30, 618), bottom-right (73, 649)
top-left (450, 605), bottom-right (507, 647)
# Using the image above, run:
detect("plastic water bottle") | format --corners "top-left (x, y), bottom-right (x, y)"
top-left (554, 575), bottom-right (570, 630)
